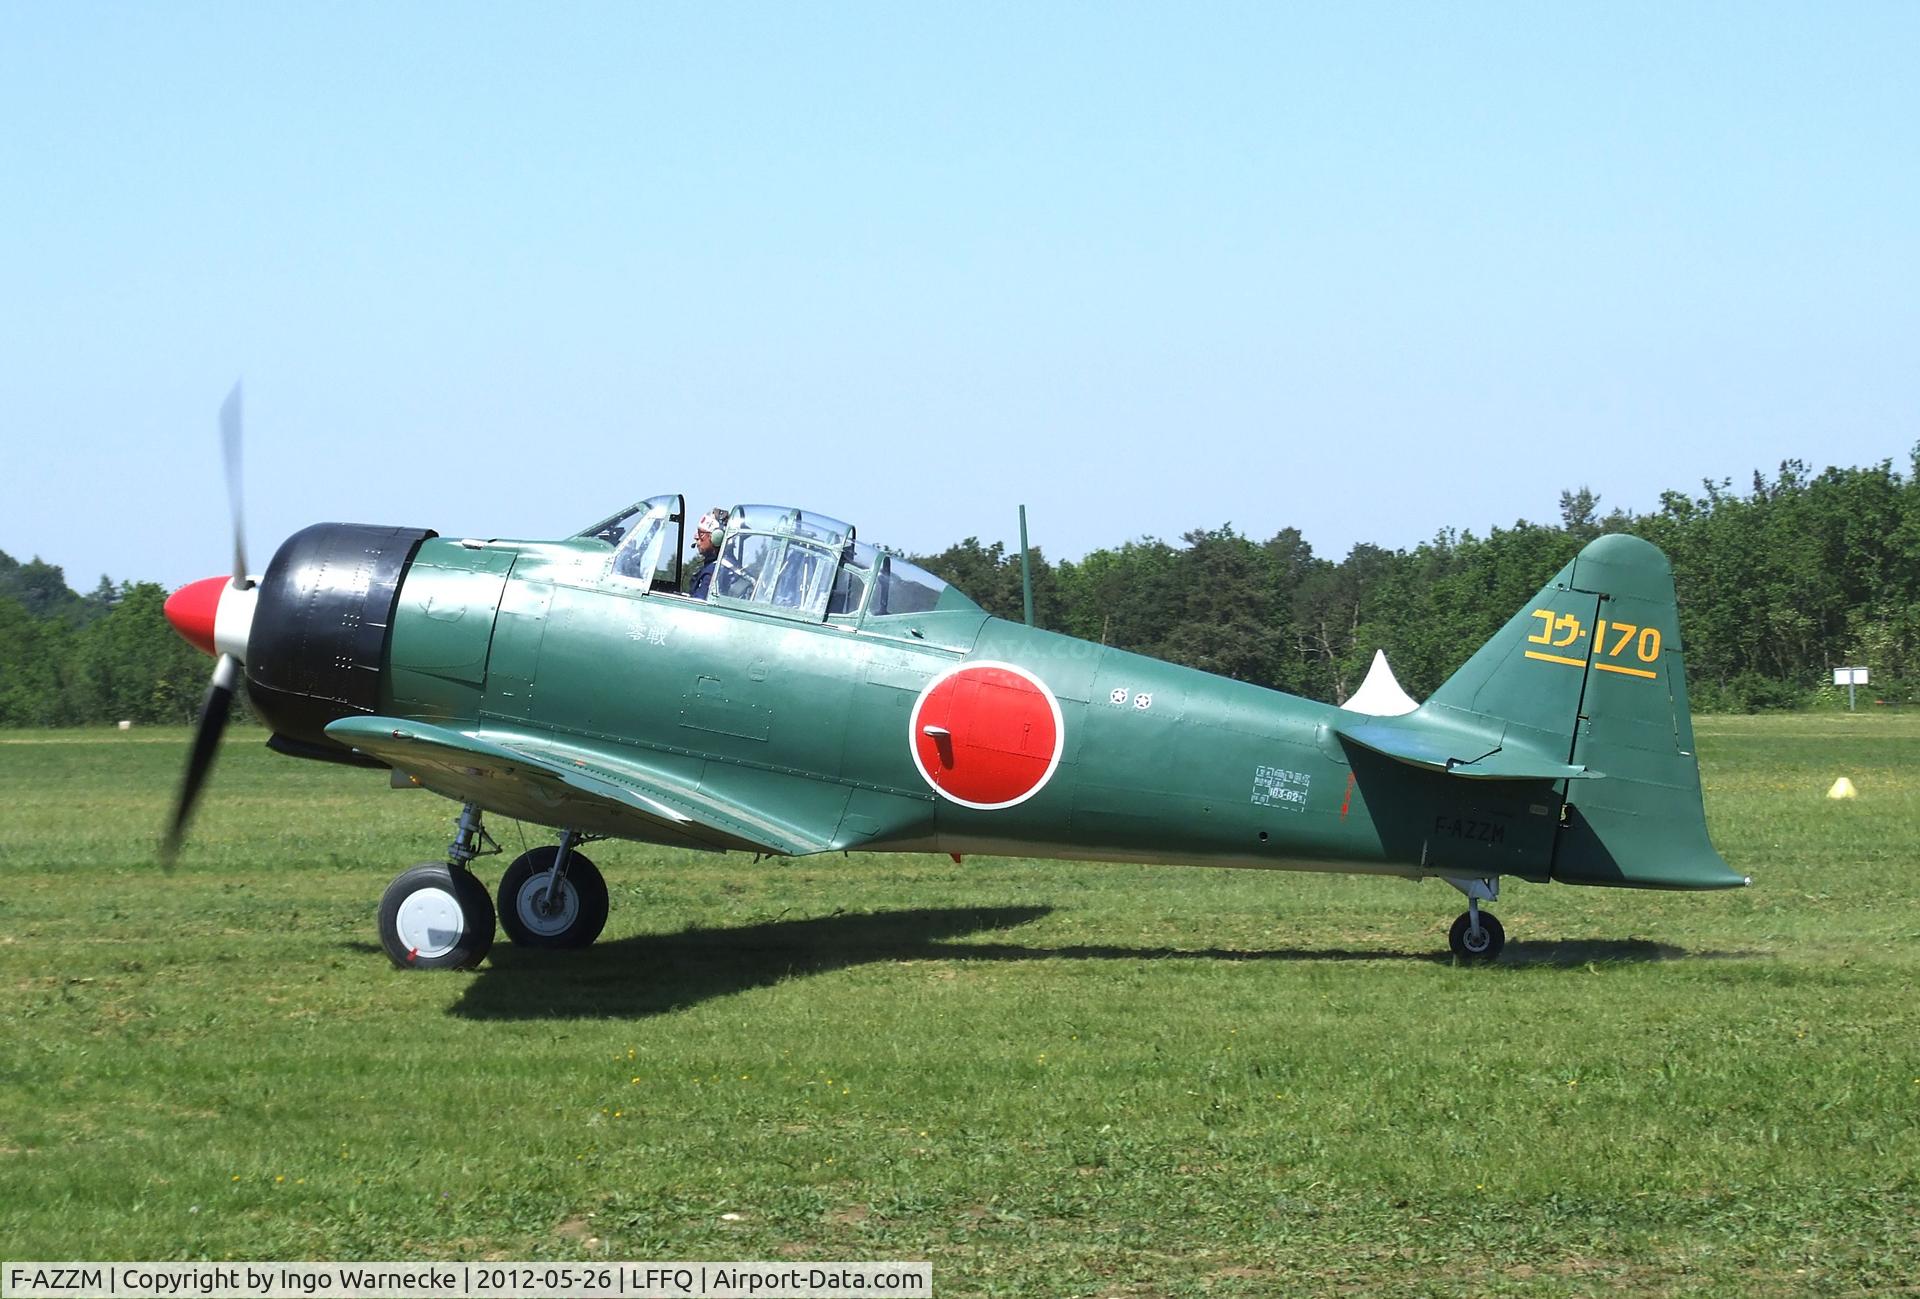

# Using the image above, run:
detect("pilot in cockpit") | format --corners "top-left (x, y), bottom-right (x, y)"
top-left (687, 508), bottom-right (729, 599)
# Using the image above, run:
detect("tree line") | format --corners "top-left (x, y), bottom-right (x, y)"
top-left (4, 450), bottom-right (1916, 727)
top-left (0, 555), bottom-right (211, 726)
top-left (910, 453), bottom-right (1920, 712)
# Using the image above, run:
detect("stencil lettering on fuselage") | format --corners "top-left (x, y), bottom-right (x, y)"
top-left (1251, 765), bottom-right (1311, 811)
top-left (909, 662), bottom-right (1064, 810)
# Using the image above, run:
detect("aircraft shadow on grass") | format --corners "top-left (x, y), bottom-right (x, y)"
top-left (358, 905), bottom-right (1759, 1021)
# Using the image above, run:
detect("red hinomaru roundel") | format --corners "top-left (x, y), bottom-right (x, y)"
top-left (908, 661), bottom-right (1065, 810)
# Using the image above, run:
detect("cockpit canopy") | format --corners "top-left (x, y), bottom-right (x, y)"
top-left (574, 495), bottom-right (972, 623)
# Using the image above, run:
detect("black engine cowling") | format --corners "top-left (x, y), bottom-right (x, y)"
top-left (245, 522), bottom-right (435, 749)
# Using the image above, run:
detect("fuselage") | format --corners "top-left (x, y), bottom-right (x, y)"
top-left (367, 535), bottom-right (1551, 886)
top-left (165, 488), bottom-right (1736, 970)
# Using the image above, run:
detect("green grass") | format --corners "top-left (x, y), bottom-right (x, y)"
top-left (1, 715), bottom-right (1915, 1296)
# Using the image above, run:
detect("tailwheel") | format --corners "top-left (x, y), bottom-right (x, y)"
top-left (1449, 908), bottom-right (1506, 963)
top-left (378, 864), bottom-right (496, 970)
top-left (498, 845), bottom-right (609, 949)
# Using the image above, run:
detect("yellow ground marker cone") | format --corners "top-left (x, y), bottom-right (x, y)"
top-left (1827, 777), bottom-right (1858, 800)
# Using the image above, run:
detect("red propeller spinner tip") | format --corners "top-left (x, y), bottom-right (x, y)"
top-left (164, 576), bottom-right (228, 657)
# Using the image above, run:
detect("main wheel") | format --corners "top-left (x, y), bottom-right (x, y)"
top-left (1448, 910), bottom-right (1506, 963)
top-left (378, 864), bottom-right (496, 970)
top-left (497, 847), bottom-right (609, 949)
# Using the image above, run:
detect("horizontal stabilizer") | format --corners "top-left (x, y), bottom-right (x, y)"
top-left (1334, 715), bottom-right (1599, 782)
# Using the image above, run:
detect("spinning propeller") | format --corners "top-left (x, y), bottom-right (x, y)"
top-left (160, 383), bottom-right (255, 864)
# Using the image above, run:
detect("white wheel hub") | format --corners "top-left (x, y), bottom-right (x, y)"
top-left (516, 876), bottom-right (579, 937)
top-left (394, 885), bottom-right (465, 959)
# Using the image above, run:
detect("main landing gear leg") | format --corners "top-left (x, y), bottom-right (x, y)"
top-left (1444, 876), bottom-right (1506, 963)
top-left (376, 801), bottom-right (499, 970)
top-left (498, 827), bottom-right (609, 950)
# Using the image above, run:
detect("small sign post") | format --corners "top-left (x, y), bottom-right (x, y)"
top-left (1833, 666), bottom-right (1869, 711)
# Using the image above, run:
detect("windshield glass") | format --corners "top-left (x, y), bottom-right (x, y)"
top-left (829, 542), bottom-right (876, 617)
top-left (712, 529), bottom-right (840, 619)
top-left (713, 531), bottom-right (776, 602)
top-left (578, 498), bottom-right (981, 616)
top-left (589, 495), bottom-right (684, 591)
top-left (871, 554), bottom-right (949, 616)
top-left (578, 504), bottom-right (646, 547)
top-left (727, 505), bottom-right (854, 549)
top-left (577, 494), bottom-right (683, 551)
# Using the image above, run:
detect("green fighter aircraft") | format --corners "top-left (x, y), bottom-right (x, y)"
top-left (161, 409), bottom-right (1743, 968)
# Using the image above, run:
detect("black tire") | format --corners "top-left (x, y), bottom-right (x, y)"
top-left (497, 847), bottom-right (609, 949)
top-left (378, 864), bottom-right (496, 970)
top-left (1449, 910), bottom-right (1506, 963)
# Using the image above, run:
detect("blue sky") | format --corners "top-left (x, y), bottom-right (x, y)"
top-left (3, 3), bottom-right (1915, 592)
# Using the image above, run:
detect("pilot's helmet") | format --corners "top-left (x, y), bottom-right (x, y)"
top-left (696, 508), bottom-right (729, 550)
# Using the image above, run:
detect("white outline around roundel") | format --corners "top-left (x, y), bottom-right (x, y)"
top-left (907, 660), bottom-right (1066, 811)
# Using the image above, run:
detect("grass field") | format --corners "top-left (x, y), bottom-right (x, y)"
top-left (1, 715), bottom-right (1916, 1296)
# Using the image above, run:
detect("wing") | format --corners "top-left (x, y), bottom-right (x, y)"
top-left (324, 716), bottom-right (833, 856)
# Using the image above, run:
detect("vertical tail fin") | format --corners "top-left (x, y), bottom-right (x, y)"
top-left (1423, 534), bottom-right (1743, 890)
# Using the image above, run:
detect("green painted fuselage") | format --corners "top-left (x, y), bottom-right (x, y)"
top-left (374, 532), bottom-right (1668, 891)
